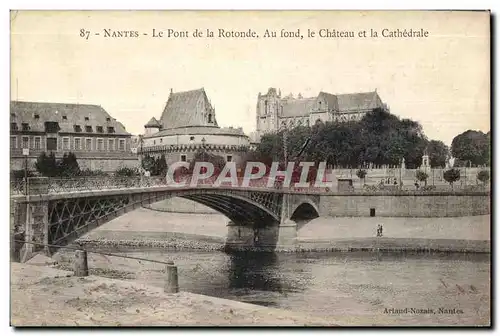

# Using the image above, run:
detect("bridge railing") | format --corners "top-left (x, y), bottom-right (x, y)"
top-left (10, 179), bottom-right (26, 195)
top-left (9, 176), bottom-right (491, 196)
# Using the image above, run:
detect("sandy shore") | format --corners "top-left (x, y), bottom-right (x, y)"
top-left (11, 262), bottom-right (365, 327)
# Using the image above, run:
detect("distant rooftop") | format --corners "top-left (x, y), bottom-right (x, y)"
top-left (10, 101), bottom-right (130, 135)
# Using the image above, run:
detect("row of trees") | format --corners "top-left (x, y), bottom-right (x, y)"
top-left (12, 152), bottom-right (140, 178)
top-left (254, 108), bottom-right (450, 169)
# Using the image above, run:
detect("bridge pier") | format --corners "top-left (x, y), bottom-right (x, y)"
top-left (14, 177), bottom-right (51, 262)
top-left (19, 200), bottom-right (50, 262)
top-left (225, 219), bottom-right (298, 252)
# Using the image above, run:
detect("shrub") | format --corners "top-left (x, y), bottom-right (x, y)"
top-left (79, 169), bottom-right (108, 177)
top-left (115, 167), bottom-right (139, 177)
top-left (443, 168), bottom-right (461, 189)
top-left (477, 170), bottom-right (490, 184)
top-left (10, 169), bottom-right (35, 180)
top-left (415, 170), bottom-right (429, 186)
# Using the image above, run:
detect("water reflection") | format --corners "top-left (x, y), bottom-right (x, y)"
top-left (228, 252), bottom-right (281, 292)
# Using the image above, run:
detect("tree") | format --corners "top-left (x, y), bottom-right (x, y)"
top-left (35, 152), bottom-right (58, 177)
top-left (356, 169), bottom-right (367, 186)
top-left (416, 170), bottom-right (429, 186)
top-left (477, 170), bottom-right (490, 184)
top-left (189, 150), bottom-right (226, 176)
top-left (58, 152), bottom-right (80, 177)
top-left (443, 168), bottom-right (461, 189)
top-left (155, 154), bottom-right (168, 176)
top-left (451, 130), bottom-right (489, 166)
top-left (141, 154), bottom-right (156, 173)
top-left (427, 140), bottom-right (449, 168)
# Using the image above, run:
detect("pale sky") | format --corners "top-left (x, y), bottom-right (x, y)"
top-left (10, 10), bottom-right (490, 146)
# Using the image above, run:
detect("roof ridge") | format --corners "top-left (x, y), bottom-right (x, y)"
top-left (11, 100), bottom-right (102, 108)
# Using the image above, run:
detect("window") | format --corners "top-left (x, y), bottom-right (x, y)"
top-left (84, 117), bottom-right (89, 121)
top-left (34, 136), bottom-right (41, 150)
top-left (74, 125), bottom-right (82, 132)
top-left (46, 138), bottom-right (57, 151)
top-left (97, 138), bottom-right (104, 151)
top-left (153, 140), bottom-right (156, 145)
top-left (119, 139), bottom-right (125, 151)
top-left (160, 138), bottom-right (163, 143)
top-left (107, 126), bottom-right (115, 133)
top-left (108, 139), bottom-right (114, 151)
top-left (226, 155), bottom-right (233, 162)
top-left (22, 123), bottom-right (30, 131)
top-left (45, 121), bottom-right (60, 133)
top-left (22, 136), bottom-right (29, 149)
top-left (208, 114), bottom-right (212, 123)
top-left (62, 115), bottom-right (67, 120)
top-left (106, 117), bottom-right (111, 122)
top-left (62, 137), bottom-right (70, 150)
top-left (86, 138), bottom-right (92, 151)
top-left (34, 114), bottom-right (40, 119)
top-left (190, 136), bottom-right (195, 141)
top-left (96, 126), bottom-right (104, 133)
top-left (180, 154), bottom-right (187, 162)
top-left (10, 136), bottom-right (17, 149)
top-left (10, 123), bottom-right (17, 131)
top-left (85, 126), bottom-right (93, 133)
top-left (74, 138), bottom-right (82, 150)
top-left (10, 112), bottom-right (15, 117)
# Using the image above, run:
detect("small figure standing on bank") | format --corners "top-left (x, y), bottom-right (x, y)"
top-left (376, 224), bottom-right (384, 237)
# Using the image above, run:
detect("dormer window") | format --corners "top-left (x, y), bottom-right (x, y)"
top-left (74, 125), bottom-right (82, 132)
top-left (22, 123), bottom-right (30, 131)
top-left (10, 112), bottom-right (15, 118)
top-left (10, 123), bottom-right (17, 131)
top-left (84, 117), bottom-right (89, 121)
top-left (34, 114), bottom-right (40, 119)
top-left (107, 126), bottom-right (115, 133)
top-left (44, 121), bottom-right (60, 133)
top-left (85, 126), bottom-right (93, 133)
top-left (62, 115), bottom-right (67, 120)
top-left (96, 126), bottom-right (104, 133)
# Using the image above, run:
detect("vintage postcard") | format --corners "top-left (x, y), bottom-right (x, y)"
top-left (9, 10), bottom-right (490, 327)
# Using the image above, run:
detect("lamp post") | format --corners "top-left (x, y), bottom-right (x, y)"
top-left (282, 128), bottom-right (288, 166)
top-left (22, 148), bottom-right (29, 194)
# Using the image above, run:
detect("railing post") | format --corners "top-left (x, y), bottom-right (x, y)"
top-left (164, 261), bottom-right (179, 293)
top-left (74, 250), bottom-right (89, 277)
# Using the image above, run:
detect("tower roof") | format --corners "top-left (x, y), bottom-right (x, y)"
top-left (144, 117), bottom-right (161, 128)
top-left (159, 88), bottom-right (216, 129)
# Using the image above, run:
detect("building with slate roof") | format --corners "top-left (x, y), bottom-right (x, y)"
top-left (139, 88), bottom-right (250, 166)
top-left (253, 87), bottom-right (388, 141)
top-left (10, 101), bottom-right (138, 173)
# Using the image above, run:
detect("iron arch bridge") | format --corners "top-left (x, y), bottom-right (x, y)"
top-left (10, 177), bottom-right (322, 261)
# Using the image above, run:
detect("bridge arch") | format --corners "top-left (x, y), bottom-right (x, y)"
top-left (290, 199), bottom-right (320, 230)
top-left (42, 188), bottom-right (283, 250)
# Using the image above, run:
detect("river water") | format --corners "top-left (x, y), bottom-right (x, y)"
top-left (77, 247), bottom-right (490, 326)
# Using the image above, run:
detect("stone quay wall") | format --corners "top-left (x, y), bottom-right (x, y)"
top-left (318, 192), bottom-right (490, 218)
